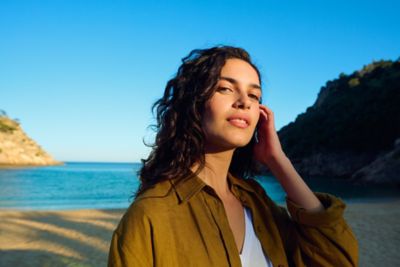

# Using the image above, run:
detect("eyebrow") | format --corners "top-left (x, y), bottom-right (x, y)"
top-left (219, 76), bottom-right (262, 91)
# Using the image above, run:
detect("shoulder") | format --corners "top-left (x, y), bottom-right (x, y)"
top-left (245, 178), bottom-right (268, 194)
top-left (234, 176), bottom-right (290, 218)
top-left (135, 177), bottom-right (175, 199)
top-left (228, 174), bottom-right (284, 212)
top-left (118, 179), bottom-right (177, 229)
top-left (232, 175), bottom-right (274, 202)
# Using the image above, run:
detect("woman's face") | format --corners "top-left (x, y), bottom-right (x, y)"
top-left (202, 58), bottom-right (261, 152)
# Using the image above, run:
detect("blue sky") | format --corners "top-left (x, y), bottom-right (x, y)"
top-left (1, 0), bottom-right (399, 162)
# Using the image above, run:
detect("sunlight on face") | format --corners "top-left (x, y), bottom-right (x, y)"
top-left (202, 58), bottom-right (261, 152)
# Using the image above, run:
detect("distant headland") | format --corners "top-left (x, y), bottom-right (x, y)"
top-left (0, 111), bottom-right (61, 167)
top-left (277, 58), bottom-right (400, 185)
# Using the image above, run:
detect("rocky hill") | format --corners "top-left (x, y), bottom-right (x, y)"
top-left (278, 58), bottom-right (400, 185)
top-left (0, 112), bottom-right (61, 166)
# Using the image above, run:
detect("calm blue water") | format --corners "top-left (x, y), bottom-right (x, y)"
top-left (0, 162), bottom-right (399, 210)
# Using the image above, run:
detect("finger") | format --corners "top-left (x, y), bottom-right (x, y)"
top-left (260, 104), bottom-right (273, 114)
top-left (259, 104), bottom-right (269, 113)
top-left (260, 105), bottom-right (274, 121)
top-left (259, 108), bottom-right (268, 121)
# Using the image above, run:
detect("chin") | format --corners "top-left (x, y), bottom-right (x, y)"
top-left (234, 140), bottom-right (252, 148)
top-left (204, 130), bottom-right (254, 151)
top-left (226, 136), bottom-right (253, 149)
top-left (205, 137), bottom-right (251, 152)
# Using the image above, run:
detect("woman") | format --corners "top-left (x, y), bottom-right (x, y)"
top-left (108, 46), bottom-right (358, 267)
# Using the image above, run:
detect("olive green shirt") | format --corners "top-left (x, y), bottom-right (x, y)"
top-left (108, 173), bottom-right (358, 267)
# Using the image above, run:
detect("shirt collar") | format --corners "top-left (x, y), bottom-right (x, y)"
top-left (170, 171), bottom-right (257, 203)
top-left (227, 172), bottom-right (258, 193)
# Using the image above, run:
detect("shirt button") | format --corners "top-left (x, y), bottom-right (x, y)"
top-left (256, 226), bottom-right (262, 233)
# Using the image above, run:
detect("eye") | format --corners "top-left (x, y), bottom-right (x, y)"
top-left (217, 87), bottom-right (233, 93)
top-left (248, 93), bottom-right (260, 101)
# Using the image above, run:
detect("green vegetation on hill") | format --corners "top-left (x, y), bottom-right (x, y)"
top-left (279, 59), bottom-right (400, 159)
top-left (0, 110), bottom-right (18, 133)
top-left (0, 110), bottom-right (61, 166)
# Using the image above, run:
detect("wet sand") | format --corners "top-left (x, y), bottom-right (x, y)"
top-left (0, 200), bottom-right (399, 267)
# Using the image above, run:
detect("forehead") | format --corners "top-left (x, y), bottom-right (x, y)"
top-left (219, 58), bottom-right (260, 85)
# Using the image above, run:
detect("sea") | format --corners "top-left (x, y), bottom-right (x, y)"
top-left (0, 162), bottom-right (399, 210)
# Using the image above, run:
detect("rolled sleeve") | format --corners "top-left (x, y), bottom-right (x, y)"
top-left (284, 193), bottom-right (358, 266)
top-left (286, 192), bottom-right (346, 227)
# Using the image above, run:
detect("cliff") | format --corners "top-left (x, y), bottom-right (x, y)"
top-left (0, 113), bottom-right (61, 166)
top-left (277, 58), bottom-right (400, 185)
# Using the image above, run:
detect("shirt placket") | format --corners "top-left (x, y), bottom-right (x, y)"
top-left (237, 187), bottom-right (289, 267)
top-left (202, 191), bottom-right (242, 267)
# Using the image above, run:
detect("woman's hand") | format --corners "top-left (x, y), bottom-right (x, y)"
top-left (253, 104), bottom-right (286, 167)
top-left (252, 105), bottom-right (324, 212)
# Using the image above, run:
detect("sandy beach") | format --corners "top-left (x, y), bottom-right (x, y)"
top-left (1, 200), bottom-right (399, 267)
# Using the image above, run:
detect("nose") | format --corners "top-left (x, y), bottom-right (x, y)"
top-left (232, 92), bottom-right (251, 109)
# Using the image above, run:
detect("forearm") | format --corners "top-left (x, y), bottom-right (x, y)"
top-left (265, 152), bottom-right (324, 212)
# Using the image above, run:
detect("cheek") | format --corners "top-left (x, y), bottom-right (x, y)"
top-left (256, 109), bottom-right (260, 121)
top-left (253, 106), bottom-right (261, 127)
top-left (203, 100), bottom-right (222, 123)
top-left (201, 105), bottom-right (219, 134)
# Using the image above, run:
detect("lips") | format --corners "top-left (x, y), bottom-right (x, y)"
top-left (227, 114), bottom-right (251, 128)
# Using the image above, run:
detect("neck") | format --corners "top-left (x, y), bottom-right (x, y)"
top-left (191, 149), bottom-right (235, 198)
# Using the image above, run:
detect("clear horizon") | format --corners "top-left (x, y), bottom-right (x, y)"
top-left (1, 0), bottom-right (399, 162)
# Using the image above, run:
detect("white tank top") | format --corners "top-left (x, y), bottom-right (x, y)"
top-left (239, 207), bottom-right (274, 267)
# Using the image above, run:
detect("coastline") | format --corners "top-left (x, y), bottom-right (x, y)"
top-left (1, 199), bottom-right (399, 267)
top-left (0, 162), bottom-right (64, 169)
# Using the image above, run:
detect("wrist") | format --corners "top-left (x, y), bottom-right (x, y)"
top-left (262, 150), bottom-right (287, 168)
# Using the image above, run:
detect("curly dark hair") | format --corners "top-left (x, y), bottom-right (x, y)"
top-left (136, 45), bottom-right (262, 197)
